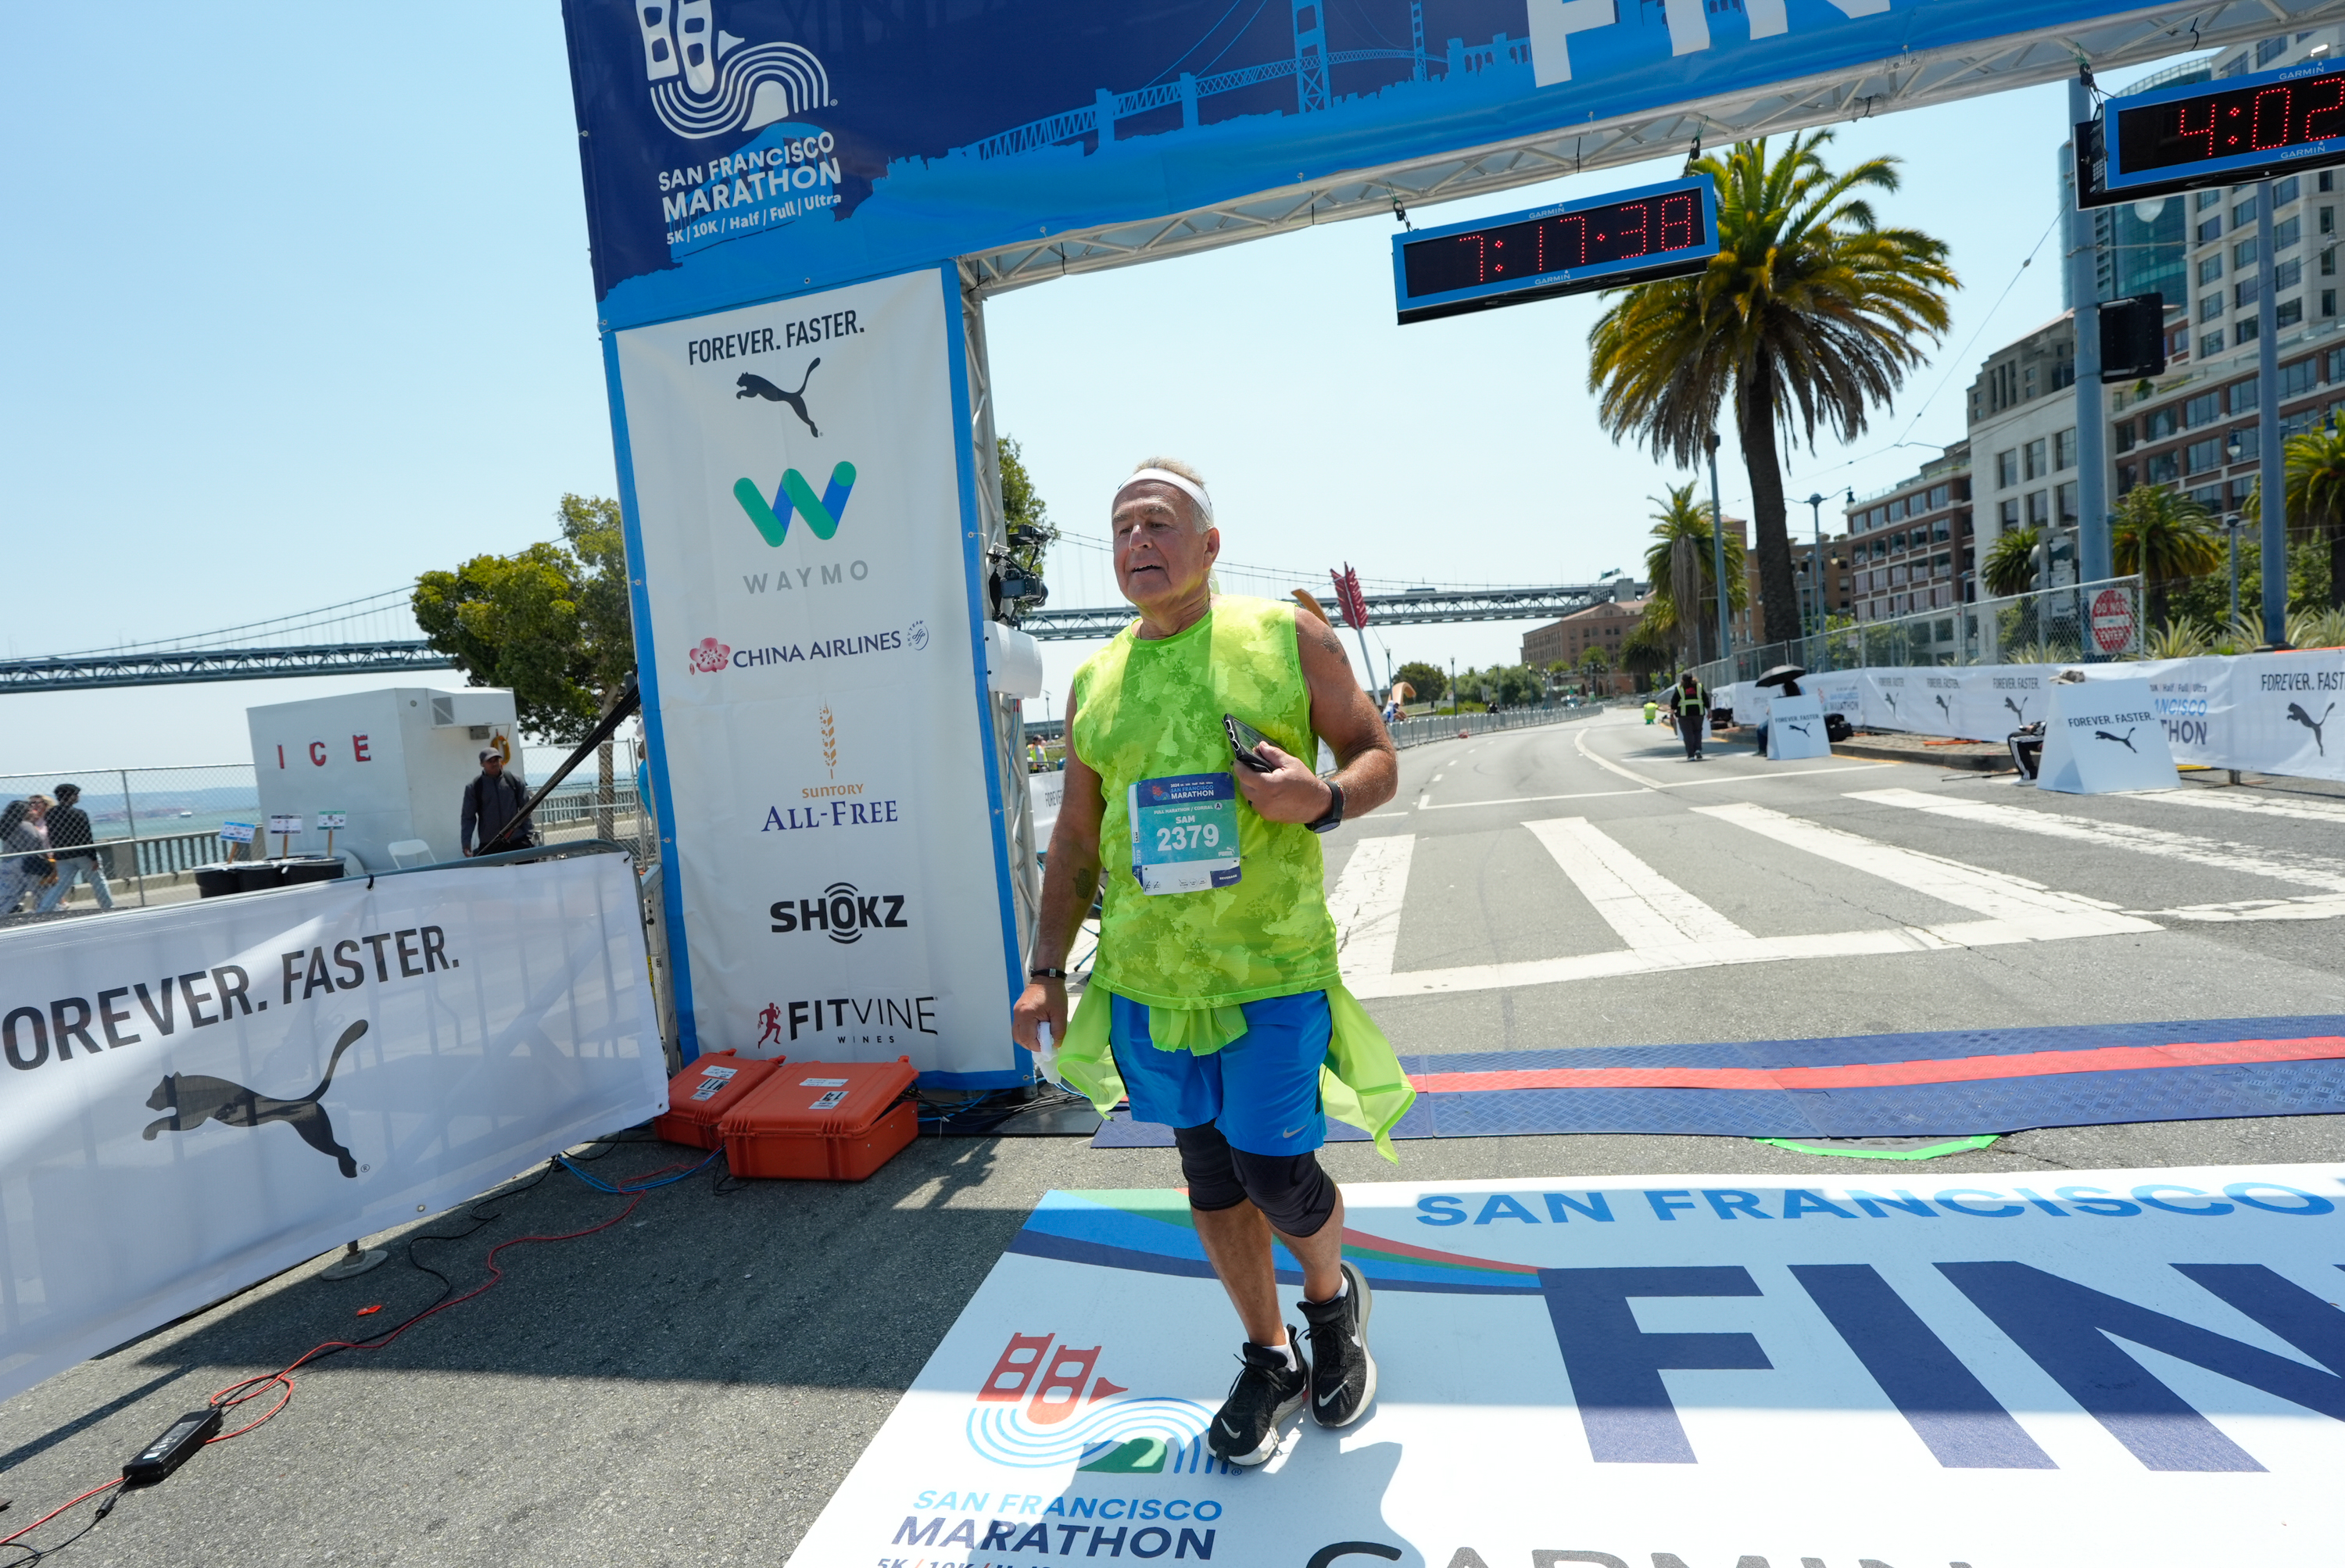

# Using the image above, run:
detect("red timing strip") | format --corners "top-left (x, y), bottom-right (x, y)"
top-left (1407, 1036), bottom-right (2345, 1095)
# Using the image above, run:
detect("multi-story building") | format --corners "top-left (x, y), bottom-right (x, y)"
top-left (1966, 315), bottom-right (2085, 580)
top-left (1842, 445), bottom-right (1975, 621)
top-left (1522, 595), bottom-right (1649, 670)
top-left (1790, 533), bottom-right (1856, 625)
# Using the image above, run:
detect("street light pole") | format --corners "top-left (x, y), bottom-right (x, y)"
top-left (1802, 492), bottom-right (1826, 646)
top-left (2257, 178), bottom-right (2286, 646)
top-left (1703, 431), bottom-right (1732, 671)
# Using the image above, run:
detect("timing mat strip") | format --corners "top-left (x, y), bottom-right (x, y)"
top-left (1089, 1015), bottom-right (2345, 1145)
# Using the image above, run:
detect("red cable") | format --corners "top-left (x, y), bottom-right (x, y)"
top-left (204, 1196), bottom-right (643, 1441)
top-left (0, 1480), bottom-right (123, 1549)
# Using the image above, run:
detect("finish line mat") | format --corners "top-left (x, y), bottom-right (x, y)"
top-left (1091, 1015), bottom-right (2345, 1146)
top-left (787, 1167), bottom-right (2345, 1567)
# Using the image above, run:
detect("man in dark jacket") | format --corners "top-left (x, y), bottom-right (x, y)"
top-left (36, 783), bottom-right (110, 912)
top-left (461, 751), bottom-right (533, 855)
top-left (1669, 672), bottom-right (1708, 761)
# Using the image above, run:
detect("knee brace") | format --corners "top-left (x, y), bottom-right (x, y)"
top-left (1171, 1122), bottom-right (1248, 1212)
top-left (1229, 1147), bottom-right (1337, 1238)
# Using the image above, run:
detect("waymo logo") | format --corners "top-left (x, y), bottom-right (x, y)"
top-left (735, 462), bottom-right (857, 546)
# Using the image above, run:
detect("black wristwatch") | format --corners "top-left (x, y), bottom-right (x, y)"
top-left (1304, 780), bottom-right (1344, 834)
top-left (1028, 966), bottom-right (1068, 981)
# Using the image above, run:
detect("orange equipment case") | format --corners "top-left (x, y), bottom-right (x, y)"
top-left (652, 1050), bottom-right (785, 1150)
top-left (718, 1057), bottom-right (919, 1181)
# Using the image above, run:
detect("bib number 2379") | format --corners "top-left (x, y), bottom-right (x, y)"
top-left (1129, 772), bottom-right (1241, 895)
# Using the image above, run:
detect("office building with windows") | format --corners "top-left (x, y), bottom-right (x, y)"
top-left (1842, 443), bottom-right (1974, 621)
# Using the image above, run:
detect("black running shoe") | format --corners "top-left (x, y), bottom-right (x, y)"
top-left (1298, 1260), bottom-right (1377, 1427)
top-left (1205, 1330), bottom-right (1309, 1467)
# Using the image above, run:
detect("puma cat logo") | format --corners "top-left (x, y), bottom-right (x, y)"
top-left (2094, 728), bottom-right (2139, 753)
top-left (2004, 696), bottom-right (2028, 722)
top-left (736, 361), bottom-right (821, 438)
top-left (142, 1018), bottom-right (367, 1177)
top-left (2287, 701), bottom-right (2334, 755)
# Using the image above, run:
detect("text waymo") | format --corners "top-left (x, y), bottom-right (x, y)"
top-left (1411, 1182), bottom-right (2345, 1473)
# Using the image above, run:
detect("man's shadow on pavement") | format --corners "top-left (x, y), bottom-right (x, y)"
top-left (1268, 1437), bottom-right (1425, 1568)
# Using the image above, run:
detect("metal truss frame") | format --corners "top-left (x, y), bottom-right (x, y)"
top-left (1018, 583), bottom-right (1630, 641)
top-left (0, 642), bottom-right (455, 693)
top-left (961, 0), bottom-right (2345, 297)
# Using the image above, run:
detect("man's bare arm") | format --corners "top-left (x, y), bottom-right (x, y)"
top-left (1234, 614), bottom-right (1398, 823)
top-left (1012, 693), bottom-right (1103, 1049)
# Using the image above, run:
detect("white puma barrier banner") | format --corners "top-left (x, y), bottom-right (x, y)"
top-left (2037, 677), bottom-right (2179, 795)
top-left (0, 855), bottom-right (662, 1407)
top-left (1730, 650), bottom-right (2345, 783)
top-left (1764, 694), bottom-right (1828, 761)
top-left (609, 265), bottom-right (1021, 1084)
top-left (789, 1168), bottom-right (2345, 1568)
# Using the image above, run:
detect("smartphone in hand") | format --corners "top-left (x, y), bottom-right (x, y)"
top-left (1223, 714), bottom-right (1277, 773)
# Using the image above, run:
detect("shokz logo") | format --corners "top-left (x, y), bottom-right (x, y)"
top-left (688, 637), bottom-right (732, 672)
top-left (635, 1), bottom-right (832, 141)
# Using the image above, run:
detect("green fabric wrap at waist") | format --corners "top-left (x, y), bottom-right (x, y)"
top-left (1053, 984), bottom-right (1416, 1163)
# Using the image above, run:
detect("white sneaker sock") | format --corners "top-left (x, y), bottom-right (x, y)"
top-left (1306, 1277), bottom-right (1348, 1308)
top-left (1255, 1336), bottom-right (1298, 1372)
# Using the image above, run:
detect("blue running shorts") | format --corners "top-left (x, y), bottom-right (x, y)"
top-left (1107, 990), bottom-right (1331, 1157)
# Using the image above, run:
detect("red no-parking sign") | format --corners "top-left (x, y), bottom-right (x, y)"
top-left (2091, 588), bottom-right (2137, 654)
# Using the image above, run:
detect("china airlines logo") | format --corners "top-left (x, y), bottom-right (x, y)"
top-left (688, 637), bottom-right (732, 672)
top-left (634, 1), bottom-right (834, 141)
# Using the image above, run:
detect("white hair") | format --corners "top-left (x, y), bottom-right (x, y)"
top-left (1118, 456), bottom-right (1213, 533)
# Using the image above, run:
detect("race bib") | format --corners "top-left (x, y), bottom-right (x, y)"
top-left (1128, 772), bottom-right (1241, 895)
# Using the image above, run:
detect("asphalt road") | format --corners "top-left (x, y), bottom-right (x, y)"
top-left (8, 708), bottom-right (2345, 1566)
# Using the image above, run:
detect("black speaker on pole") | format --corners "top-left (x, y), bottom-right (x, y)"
top-left (2100, 292), bottom-right (2167, 381)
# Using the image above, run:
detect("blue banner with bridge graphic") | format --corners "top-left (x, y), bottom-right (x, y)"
top-left (561, 0), bottom-right (2182, 328)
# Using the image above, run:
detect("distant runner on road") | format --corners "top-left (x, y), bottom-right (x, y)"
top-left (1670, 671), bottom-right (1709, 761)
top-left (1013, 456), bottom-right (1415, 1469)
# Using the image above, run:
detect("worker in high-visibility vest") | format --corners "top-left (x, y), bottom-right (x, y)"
top-left (1669, 671), bottom-right (1708, 761)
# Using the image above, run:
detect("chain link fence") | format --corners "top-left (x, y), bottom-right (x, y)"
top-left (1681, 577), bottom-right (2146, 693)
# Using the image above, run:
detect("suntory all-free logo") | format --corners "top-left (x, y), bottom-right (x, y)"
top-left (688, 637), bottom-right (732, 672)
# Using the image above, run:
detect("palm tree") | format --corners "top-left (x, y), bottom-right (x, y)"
top-left (2283, 423), bottom-right (2345, 609)
top-left (1639, 481), bottom-right (1747, 664)
top-left (2111, 485), bottom-right (2222, 625)
top-left (1589, 133), bottom-right (1957, 645)
top-left (1982, 527), bottom-right (2039, 600)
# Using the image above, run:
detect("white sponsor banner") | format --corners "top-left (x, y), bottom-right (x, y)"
top-left (0, 856), bottom-right (661, 1407)
top-left (1764, 694), bottom-right (1828, 759)
top-left (1741, 651), bottom-right (2345, 781)
top-left (790, 1167), bottom-right (2345, 1568)
top-left (612, 267), bottom-right (1018, 1080)
top-left (2038, 676), bottom-right (2180, 794)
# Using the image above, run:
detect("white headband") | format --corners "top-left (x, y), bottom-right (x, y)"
top-left (1112, 467), bottom-right (1215, 521)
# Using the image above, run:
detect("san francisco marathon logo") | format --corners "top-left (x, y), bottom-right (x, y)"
top-left (634, 0), bottom-right (831, 141)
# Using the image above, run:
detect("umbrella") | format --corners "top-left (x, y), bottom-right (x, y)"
top-left (1754, 664), bottom-right (1807, 688)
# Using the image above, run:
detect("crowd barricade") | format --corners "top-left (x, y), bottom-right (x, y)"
top-left (1721, 649), bottom-right (2345, 783)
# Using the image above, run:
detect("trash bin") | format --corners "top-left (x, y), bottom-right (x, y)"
top-left (278, 856), bottom-right (345, 888)
top-left (193, 864), bottom-right (243, 899)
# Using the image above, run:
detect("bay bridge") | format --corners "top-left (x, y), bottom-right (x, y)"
top-left (0, 554), bottom-right (1639, 692)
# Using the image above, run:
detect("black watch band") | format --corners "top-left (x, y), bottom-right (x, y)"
top-left (1305, 780), bottom-right (1344, 834)
top-left (1028, 966), bottom-right (1068, 980)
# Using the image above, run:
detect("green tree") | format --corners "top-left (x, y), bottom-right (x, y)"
top-left (1620, 610), bottom-right (1674, 682)
top-left (1394, 660), bottom-right (1447, 703)
top-left (2282, 424), bottom-right (2345, 609)
top-left (997, 437), bottom-right (1057, 609)
top-left (413, 494), bottom-right (636, 746)
top-left (1589, 132), bottom-right (1957, 643)
top-left (1640, 481), bottom-right (1746, 664)
top-left (2168, 529), bottom-right (2334, 628)
top-left (1982, 526), bottom-right (2039, 599)
top-left (2111, 484), bottom-right (2222, 626)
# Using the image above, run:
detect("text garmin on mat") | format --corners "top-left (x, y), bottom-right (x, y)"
top-left (770, 883), bottom-right (911, 942)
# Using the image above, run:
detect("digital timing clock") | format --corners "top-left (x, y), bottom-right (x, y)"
top-left (2100, 58), bottom-right (2345, 199)
top-left (1393, 175), bottom-right (1720, 326)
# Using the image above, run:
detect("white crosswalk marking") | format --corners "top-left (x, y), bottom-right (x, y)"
top-left (2123, 786), bottom-right (2345, 827)
top-left (1329, 835), bottom-right (1415, 979)
top-left (1693, 801), bottom-right (2157, 943)
top-left (1850, 786), bottom-right (2345, 922)
top-left (1525, 818), bottom-right (1752, 947)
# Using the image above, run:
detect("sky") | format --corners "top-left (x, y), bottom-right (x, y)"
top-left (0, 5), bottom-right (2191, 771)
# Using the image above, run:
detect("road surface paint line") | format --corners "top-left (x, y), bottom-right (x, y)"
top-left (1419, 789), bottom-right (1645, 811)
top-left (1695, 800), bottom-right (2159, 936)
top-left (1329, 834), bottom-right (1414, 979)
top-left (1573, 724), bottom-right (1668, 789)
top-left (1568, 725), bottom-right (1891, 790)
top-left (1414, 792), bottom-right (1431, 810)
top-left (2124, 786), bottom-right (2345, 826)
top-left (1351, 928), bottom-right (1945, 999)
top-left (1526, 817), bottom-right (1752, 947)
top-left (1850, 786), bottom-right (2345, 893)
top-left (1406, 1034), bottom-right (2345, 1093)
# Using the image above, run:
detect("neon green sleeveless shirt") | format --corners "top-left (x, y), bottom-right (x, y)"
top-left (1070, 595), bottom-right (1337, 1007)
top-left (1054, 596), bottom-right (1416, 1159)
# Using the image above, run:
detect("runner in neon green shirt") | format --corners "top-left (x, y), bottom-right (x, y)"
top-left (1014, 456), bottom-right (1405, 1468)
